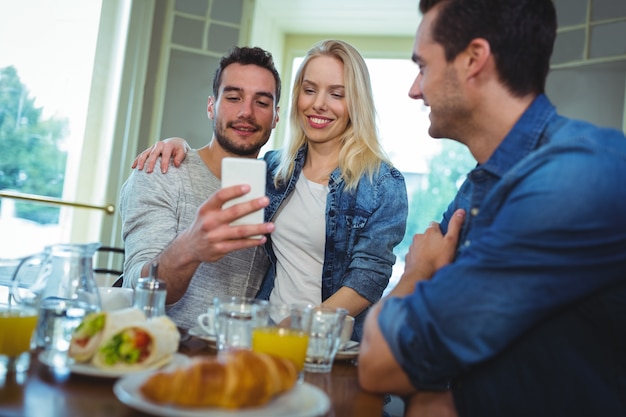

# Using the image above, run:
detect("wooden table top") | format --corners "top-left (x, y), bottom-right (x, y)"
top-left (0, 331), bottom-right (383, 417)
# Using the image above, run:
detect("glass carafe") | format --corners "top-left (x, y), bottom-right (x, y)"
top-left (11, 243), bottom-right (102, 363)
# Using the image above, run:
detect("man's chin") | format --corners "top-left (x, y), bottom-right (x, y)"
top-left (428, 126), bottom-right (443, 139)
top-left (215, 135), bottom-right (267, 157)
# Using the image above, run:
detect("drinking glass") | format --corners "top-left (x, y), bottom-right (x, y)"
top-left (0, 302), bottom-right (38, 374)
top-left (251, 304), bottom-right (312, 372)
top-left (304, 306), bottom-right (348, 373)
top-left (213, 296), bottom-right (269, 353)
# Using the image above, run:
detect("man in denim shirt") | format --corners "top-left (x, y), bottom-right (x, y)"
top-left (359, 0), bottom-right (626, 416)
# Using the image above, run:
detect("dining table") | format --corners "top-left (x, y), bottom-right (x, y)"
top-left (0, 328), bottom-right (384, 417)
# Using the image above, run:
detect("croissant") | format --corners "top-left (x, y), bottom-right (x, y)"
top-left (139, 349), bottom-right (298, 408)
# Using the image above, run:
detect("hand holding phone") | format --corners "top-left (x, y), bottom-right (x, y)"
top-left (221, 157), bottom-right (266, 229)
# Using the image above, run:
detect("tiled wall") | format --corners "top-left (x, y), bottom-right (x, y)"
top-left (553, 0), bottom-right (626, 67)
top-left (158, 0), bottom-right (245, 149)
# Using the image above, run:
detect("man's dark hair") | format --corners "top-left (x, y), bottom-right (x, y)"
top-left (419, 0), bottom-right (557, 96)
top-left (212, 46), bottom-right (281, 104)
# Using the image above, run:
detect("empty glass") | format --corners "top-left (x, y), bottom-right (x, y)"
top-left (304, 306), bottom-right (348, 373)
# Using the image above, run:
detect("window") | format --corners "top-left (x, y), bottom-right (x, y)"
top-left (0, 1), bottom-right (103, 266)
top-left (0, 1), bottom-right (103, 265)
top-left (366, 59), bottom-right (474, 287)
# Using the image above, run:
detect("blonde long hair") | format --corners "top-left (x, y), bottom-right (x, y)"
top-left (273, 39), bottom-right (391, 191)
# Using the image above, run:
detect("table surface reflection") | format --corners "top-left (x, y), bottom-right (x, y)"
top-left (0, 331), bottom-right (383, 417)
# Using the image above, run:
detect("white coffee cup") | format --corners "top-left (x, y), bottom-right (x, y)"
top-left (197, 304), bottom-right (216, 335)
top-left (339, 315), bottom-right (355, 350)
top-left (98, 287), bottom-right (134, 311)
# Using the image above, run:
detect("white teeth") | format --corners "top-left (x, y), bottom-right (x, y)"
top-left (310, 117), bottom-right (328, 124)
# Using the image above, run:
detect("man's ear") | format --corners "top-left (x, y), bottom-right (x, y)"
top-left (272, 106), bottom-right (280, 128)
top-left (463, 38), bottom-right (491, 80)
top-left (207, 96), bottom-right (216, 120)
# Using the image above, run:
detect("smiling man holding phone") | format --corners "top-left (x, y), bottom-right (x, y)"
top-left (119, 46), bottom-right (281, 330)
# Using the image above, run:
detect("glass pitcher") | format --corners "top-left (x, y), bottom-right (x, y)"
top-left (11, 243), bottom-right (102, 358)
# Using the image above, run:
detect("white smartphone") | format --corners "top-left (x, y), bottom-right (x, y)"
top-left (221, 157), bottom-right (267, 230)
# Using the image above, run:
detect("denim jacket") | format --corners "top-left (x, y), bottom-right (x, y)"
top-left (258, 146), bottom-right (408, 340)
top-left (380, 94), bottom-right (626, 415)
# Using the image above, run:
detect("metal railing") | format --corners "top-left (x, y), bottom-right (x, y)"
top-left (0, 190), bottom-right (115, 215)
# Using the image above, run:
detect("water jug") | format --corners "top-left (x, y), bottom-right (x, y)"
top-left (11, 243), bottom-right (102, 359)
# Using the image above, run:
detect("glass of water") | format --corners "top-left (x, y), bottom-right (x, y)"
top-left (213, 296), bottom-right (269, 353)
top-left (304, 306), bottom-right (348, 373)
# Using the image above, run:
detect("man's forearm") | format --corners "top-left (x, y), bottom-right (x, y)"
top-left (140, 235), bottom-right (201, 303)
top-left (386, 267), bottom-right (431, 299)
top-left (358, 302), bottom-right (415, 395)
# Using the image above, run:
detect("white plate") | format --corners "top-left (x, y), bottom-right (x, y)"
top-left (114, 373), bottom-right (331, 417)
top-left (39, 352), bottom-right (190, 379)
top-left (188, 325), bottom-right (217, 344)
top-left (335, 341), bottom-right (359, 361)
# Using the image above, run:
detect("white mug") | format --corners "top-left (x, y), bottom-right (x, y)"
top-left (339, 315), bottom-right (355, 350)
top-left (197, 305), bottom-right (216, 335)
top-left (98, 287), bottom-right (134, 311)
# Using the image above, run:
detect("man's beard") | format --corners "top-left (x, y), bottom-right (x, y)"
top-left (213, 119), bottom-right (270, 157)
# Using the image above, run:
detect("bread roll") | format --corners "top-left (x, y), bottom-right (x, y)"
top-left (140, 349), bottom-right (298, 408)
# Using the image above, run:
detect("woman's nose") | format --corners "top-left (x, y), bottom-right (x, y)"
top-left (312, 94), bottom-right (327, 111)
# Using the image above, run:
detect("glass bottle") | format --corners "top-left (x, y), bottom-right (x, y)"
top-left (133, 262), bottom-right (166, 318)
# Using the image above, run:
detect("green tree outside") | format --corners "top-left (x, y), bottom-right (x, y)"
top-left (395, 140), bottom-right (475, 258)
top-left (0, 65), bottom-right (69, 224)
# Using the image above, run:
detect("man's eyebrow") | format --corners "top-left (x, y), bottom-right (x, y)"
top-left (222, 85), bottom-right (274, 101)
top-left (411, 53), bottom-right (420, 64)
top-left (222, 85), bottom-right (242, 93)
top-left (255, 91), bottom-right (275, 102)
top-left (222, 86), bottom-right (275, 102)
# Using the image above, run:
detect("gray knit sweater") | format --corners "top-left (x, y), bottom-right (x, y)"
top-left (119, 150), bottom-right (269, 329)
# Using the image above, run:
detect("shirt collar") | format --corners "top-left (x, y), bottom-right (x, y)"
top-left (480, 94), bottom-right (556, 177)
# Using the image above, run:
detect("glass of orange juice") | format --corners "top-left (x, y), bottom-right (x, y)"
top-left (251, 304), bottom-right (312, 373)
top-left (0, 302), bottom-right (38, 374)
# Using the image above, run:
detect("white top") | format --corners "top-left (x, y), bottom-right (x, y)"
top-left (269, 172), bottom-right (328, 309)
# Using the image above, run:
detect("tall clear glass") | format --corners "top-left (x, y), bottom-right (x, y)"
top-left (304, 306), bottom-right (348, 373)
top-left (213, 296), bottom-right (269, 353)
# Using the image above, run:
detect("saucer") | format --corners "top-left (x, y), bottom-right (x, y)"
top-left (335, 341), bottom-right (359, 361)
top-left (188, 325), bottom-right (217, 347)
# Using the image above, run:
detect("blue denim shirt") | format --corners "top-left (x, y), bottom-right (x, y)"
top-left (258, 146), bottom-right (408, 340)
top-left (380, 95), bottom-right (626, 415)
